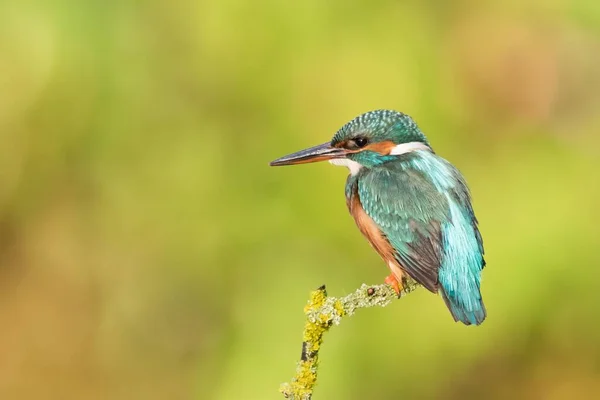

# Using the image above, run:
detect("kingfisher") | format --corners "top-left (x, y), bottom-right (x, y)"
top-left (270, 110), bottom-right (486, 325)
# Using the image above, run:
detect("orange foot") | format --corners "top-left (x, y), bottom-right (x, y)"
top-left (384, 274), bottom-right (403, 296)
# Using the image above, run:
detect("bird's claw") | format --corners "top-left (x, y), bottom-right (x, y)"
top-left (384, 274), bottom-right (402, 297)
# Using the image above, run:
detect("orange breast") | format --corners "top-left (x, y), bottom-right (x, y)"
top-left (347, 186), bottom-right (406, 282)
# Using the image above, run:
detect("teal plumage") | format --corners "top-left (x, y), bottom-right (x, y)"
top-left (271, 110), bottom-right (487, 325)
top-left (346, 152), bottom-right (486, 325)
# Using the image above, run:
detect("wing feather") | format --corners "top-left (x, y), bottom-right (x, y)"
top-left (357, 162), bottom-right (449, 292)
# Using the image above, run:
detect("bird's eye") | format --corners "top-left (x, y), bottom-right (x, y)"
top-left (352, 137), bottom-right (368, 148)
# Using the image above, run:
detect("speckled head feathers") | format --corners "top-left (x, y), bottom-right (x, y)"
top-left (269, 109), bottom-right (432, 171)
top-left (331, 110), bottom-right (429, 147)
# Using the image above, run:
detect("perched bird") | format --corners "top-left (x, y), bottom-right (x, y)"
top-left (270, 110), bottom-right (486, 325)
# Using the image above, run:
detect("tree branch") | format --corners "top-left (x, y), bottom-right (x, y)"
top-left (280, 281), bottom-right (418, 399)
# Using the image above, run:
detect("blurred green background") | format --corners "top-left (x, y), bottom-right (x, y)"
top-left (1, 1), bottom-right (600, 399)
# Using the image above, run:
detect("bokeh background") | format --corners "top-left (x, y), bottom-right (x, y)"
top-left (1, 1), bottom-right (600, 399)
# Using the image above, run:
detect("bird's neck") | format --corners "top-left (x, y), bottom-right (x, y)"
top-left (355, 152), bottom-right (398, 167)
top-left (331, 144), bottom-right (434, 176)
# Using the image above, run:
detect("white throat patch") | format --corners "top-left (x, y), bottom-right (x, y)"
top-left (329, 158), bottom-right (362, 176)
top-left (389, 142), bottom-right (431, 155)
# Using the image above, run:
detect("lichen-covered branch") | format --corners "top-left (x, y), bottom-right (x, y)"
top-left (280, 281), bottom-right (417, 399)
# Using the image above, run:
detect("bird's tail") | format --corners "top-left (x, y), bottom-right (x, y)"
top-left (439, 287), bottom-right (486, 326)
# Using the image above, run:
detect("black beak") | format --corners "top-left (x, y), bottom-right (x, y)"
top-left (270, 142), bottom-right (347, 166)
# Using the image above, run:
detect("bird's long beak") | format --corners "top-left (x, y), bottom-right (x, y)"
top-left (270, 142), bottom-right (347, 166)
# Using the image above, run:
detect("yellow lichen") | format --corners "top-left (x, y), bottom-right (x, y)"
top-left (281, 283), bottom-right (412, 399)
top-left (333, 300), bottom-right (345, 316)
top-left (296, 361), bottom-right (317, 389)
top-left (302, 320), bottom-right (323, 347)
top-left (304, 287), bottom-right (327, 314)
top-left (280, 360), bottom-right (318, 399)
top-left (302, 287), bottom-right (331, 353)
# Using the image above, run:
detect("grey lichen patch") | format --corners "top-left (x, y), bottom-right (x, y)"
top-left (341, 284), bottom-right (395, 316)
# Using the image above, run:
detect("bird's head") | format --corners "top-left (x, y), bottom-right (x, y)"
top-left (270, 110), bottom-right (431, 175)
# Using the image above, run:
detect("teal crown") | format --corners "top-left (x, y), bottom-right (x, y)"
top-left (331, 110), bottom-right (430, 146)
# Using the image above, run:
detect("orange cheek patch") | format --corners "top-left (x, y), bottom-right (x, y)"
top-left (363, 140), bottom-right (396, 155)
